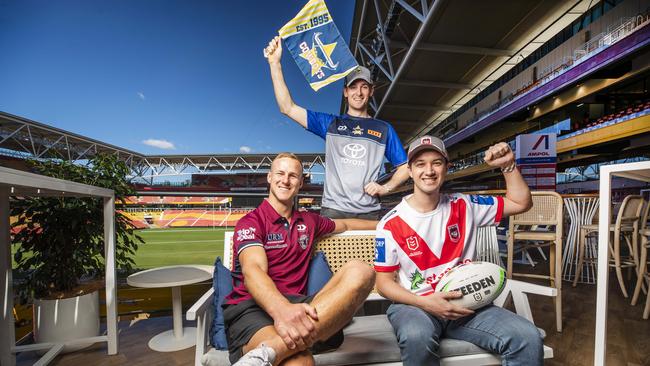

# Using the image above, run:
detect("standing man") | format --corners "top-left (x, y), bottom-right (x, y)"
top-left (265, 36), bottom-right (409, 219)
top-left (225, 153), bottom-right (376, 366)
top-left (374, 136), bottom-right (543, 366)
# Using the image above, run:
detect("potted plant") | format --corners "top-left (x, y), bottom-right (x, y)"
top-left (11, 154), bottom-right (143, 352)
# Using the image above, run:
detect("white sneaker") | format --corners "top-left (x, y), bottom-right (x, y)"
top-left (233, 343), bottom-right (277, 366)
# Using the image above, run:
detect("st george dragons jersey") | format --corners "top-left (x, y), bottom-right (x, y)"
top-left (374, 193), bottom-right (504, 296)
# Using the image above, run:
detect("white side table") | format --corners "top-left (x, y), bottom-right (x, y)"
top-left (127, 265), bottom-right (213, 352)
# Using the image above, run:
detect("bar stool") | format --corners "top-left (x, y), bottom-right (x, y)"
top-left (507, 191), bottom-right (563, 332)
top-left (631, 201), bottom-right (650, 316)
top-left (574, 195), bottom-right (644, 297)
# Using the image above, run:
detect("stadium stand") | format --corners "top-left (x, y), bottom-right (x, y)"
top-left (122, 196), bottom-right (230, 205)
top-left (118, 208), bottom-right (251, 228)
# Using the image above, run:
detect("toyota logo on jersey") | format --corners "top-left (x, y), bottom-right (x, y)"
top-left (343, 143), bottom-right (367, 159)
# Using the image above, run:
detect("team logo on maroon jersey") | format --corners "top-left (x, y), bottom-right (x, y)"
top-left (447, 224), bottom-right (460, 243)
top-left (406, 236), bottom-right (419, 250)
top-left (298, 234), bottom-right (309, 250)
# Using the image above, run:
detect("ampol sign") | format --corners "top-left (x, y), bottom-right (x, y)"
top-left (515, 134), bottom-right (557, 190)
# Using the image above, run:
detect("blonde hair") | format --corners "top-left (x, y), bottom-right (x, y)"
top-left (272, 152), bottom-right (303, 174)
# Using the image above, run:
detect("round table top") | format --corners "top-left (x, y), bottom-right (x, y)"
top-left (127, 265), bottom-right (213, 288)
top-left (562, 193), bottom-right (599, 199)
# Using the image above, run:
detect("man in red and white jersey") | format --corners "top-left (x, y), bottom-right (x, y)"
top-left (375, 136), bottom-right (544, 366)
top-left (225, 153), bottom-right (376, 366)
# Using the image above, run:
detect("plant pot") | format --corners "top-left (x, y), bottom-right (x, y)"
top-left (33, 290), bottom-right (100, 353)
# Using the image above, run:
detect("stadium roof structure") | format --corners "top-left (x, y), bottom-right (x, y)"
top-left (0, 111), bottom-right (325, 181)
top-left (348, 0), bottom-right (599, 144)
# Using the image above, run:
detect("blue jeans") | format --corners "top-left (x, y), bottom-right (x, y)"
top-left (386, 303), bottom-right (543, 366)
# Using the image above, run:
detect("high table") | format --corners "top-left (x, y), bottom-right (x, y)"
top-left (595, 161), bottom-right (650, 366)
top-left (127, 265), bottom-right (213, 352)
top-left (562, 194), bottom-right (599, 284)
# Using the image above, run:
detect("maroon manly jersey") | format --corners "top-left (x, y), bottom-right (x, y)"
top-left (225, 199), bottom-right (335, 305)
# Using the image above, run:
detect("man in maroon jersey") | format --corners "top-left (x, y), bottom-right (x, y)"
top-left (225, 152), bottom-right (376, 366)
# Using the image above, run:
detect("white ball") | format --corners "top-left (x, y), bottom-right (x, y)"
top-left (437, 261), bottom-right (507, 310)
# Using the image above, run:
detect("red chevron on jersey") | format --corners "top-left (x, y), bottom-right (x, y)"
top-left (442, 198), bottom-right (467, 260)
top-left (374, 193), bottom-right (503, 297)
top-left (384, 216), bottom-right (439, 270)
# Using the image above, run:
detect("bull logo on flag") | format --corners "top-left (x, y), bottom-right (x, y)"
top-left (279, 0), bottom-right (358, 91)
top-left (299, 32), bottom-right (338, 79)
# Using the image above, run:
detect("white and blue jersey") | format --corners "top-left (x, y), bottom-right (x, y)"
top-left (307, 110), bottom-right (407, 213)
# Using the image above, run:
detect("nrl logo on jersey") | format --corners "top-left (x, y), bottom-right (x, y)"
top-left (406, 235), bottom-right (419, 251)
top-left (447, 224), bottom-right (460, 243)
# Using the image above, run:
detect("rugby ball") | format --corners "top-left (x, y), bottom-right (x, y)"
top-left (437, 261), bottom-right (506, 310)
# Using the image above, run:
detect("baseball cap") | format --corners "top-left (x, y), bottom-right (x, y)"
top-left (407, 135), bottom-right (449, 163)
top-left (345, 66), bottom-right (373, 87)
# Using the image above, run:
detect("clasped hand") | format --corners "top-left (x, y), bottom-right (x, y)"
top-left (274, 302), bottom-right (319, 351)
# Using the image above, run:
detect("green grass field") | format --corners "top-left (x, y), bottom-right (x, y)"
top-left (132, 227), bottom-right (228, 269)
top-left (11, 227), bottom-right (229, 270)
top-left (12, 227), bottom-right (231, 339)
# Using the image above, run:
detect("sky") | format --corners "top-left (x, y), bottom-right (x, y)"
top-left (0, 0), bottom-right (356, 155)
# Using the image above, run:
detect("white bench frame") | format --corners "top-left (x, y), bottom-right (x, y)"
top-left (187, 230), bottom-right (554, 366)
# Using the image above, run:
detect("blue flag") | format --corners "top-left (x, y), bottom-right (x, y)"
top-left (279, 0), bottom-right (358, 91)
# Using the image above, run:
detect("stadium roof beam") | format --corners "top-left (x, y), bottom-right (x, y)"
top-left (372, 0), bottom-right (445, 117)
top-left (349, 0), bottom-right (598, 144)
top-left (399, 79), bottom-right (473, 90)
top-left (0, 111), bottom-right (325, 181)
top-left (388, 103), bottom-right (449, 111)
top-left (389, 40), bottom-right (514, 57)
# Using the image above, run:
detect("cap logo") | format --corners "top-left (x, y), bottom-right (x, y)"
top-left (421, 137), bottom-right (431, 145)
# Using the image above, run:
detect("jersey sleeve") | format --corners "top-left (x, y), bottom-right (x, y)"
top-left (233, 217), bottom-right (264, 256)
top-left (374, 222), bottom-right (400, 272)
top-left (465, 194), bottom-right (505, 227)
top-left (313, 214), bottom-right (336, 239)
top-left (384, 123), bottom-right (407, 166)
top-left (307, 110), bottom-right (335, 139)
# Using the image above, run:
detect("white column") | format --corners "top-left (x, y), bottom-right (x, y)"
top-left (104, 196), bottom-right (118, 355)
top-left (0, 188), bottom-right (16, 366)
top-left (172, 286), bottom-right (183, 339)
top-left (594, 168), bottom-right (612, 366)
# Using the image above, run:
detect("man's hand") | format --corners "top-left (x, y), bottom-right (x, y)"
top-left (484, 142), bottom-right (516, 173)
top-left (264, 36), bottom-right (282, 64)
top-left (417, 291), bottom-right (474, 320)
top-left (364, 181), bottom-right (390, 197)
top-left (273, 302), bottom-right (319, 351)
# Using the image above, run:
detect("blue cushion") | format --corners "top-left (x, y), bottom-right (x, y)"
top-left (210, 257), bottom-right (232, 350)
top-left (307, 251), bottom-right (333, 296)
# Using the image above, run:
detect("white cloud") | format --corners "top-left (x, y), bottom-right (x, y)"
top-left (142, 139), bottom-right (176, 150)
top-left (239, 145), bottom-right (252, 153)
top-left (137, 92), bottom-right (146, 100)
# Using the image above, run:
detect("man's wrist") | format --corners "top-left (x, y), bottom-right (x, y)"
top-left (501, 162), bottom-right (516, 173)
top-left (382, 184), bottom-right (392, 193)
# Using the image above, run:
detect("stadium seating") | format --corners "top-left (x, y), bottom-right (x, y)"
top-left (120, 208), bottom-right (252, 229)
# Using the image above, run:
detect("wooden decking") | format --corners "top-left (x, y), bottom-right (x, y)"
top-left (15, 271), bottom-right (650, 366)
